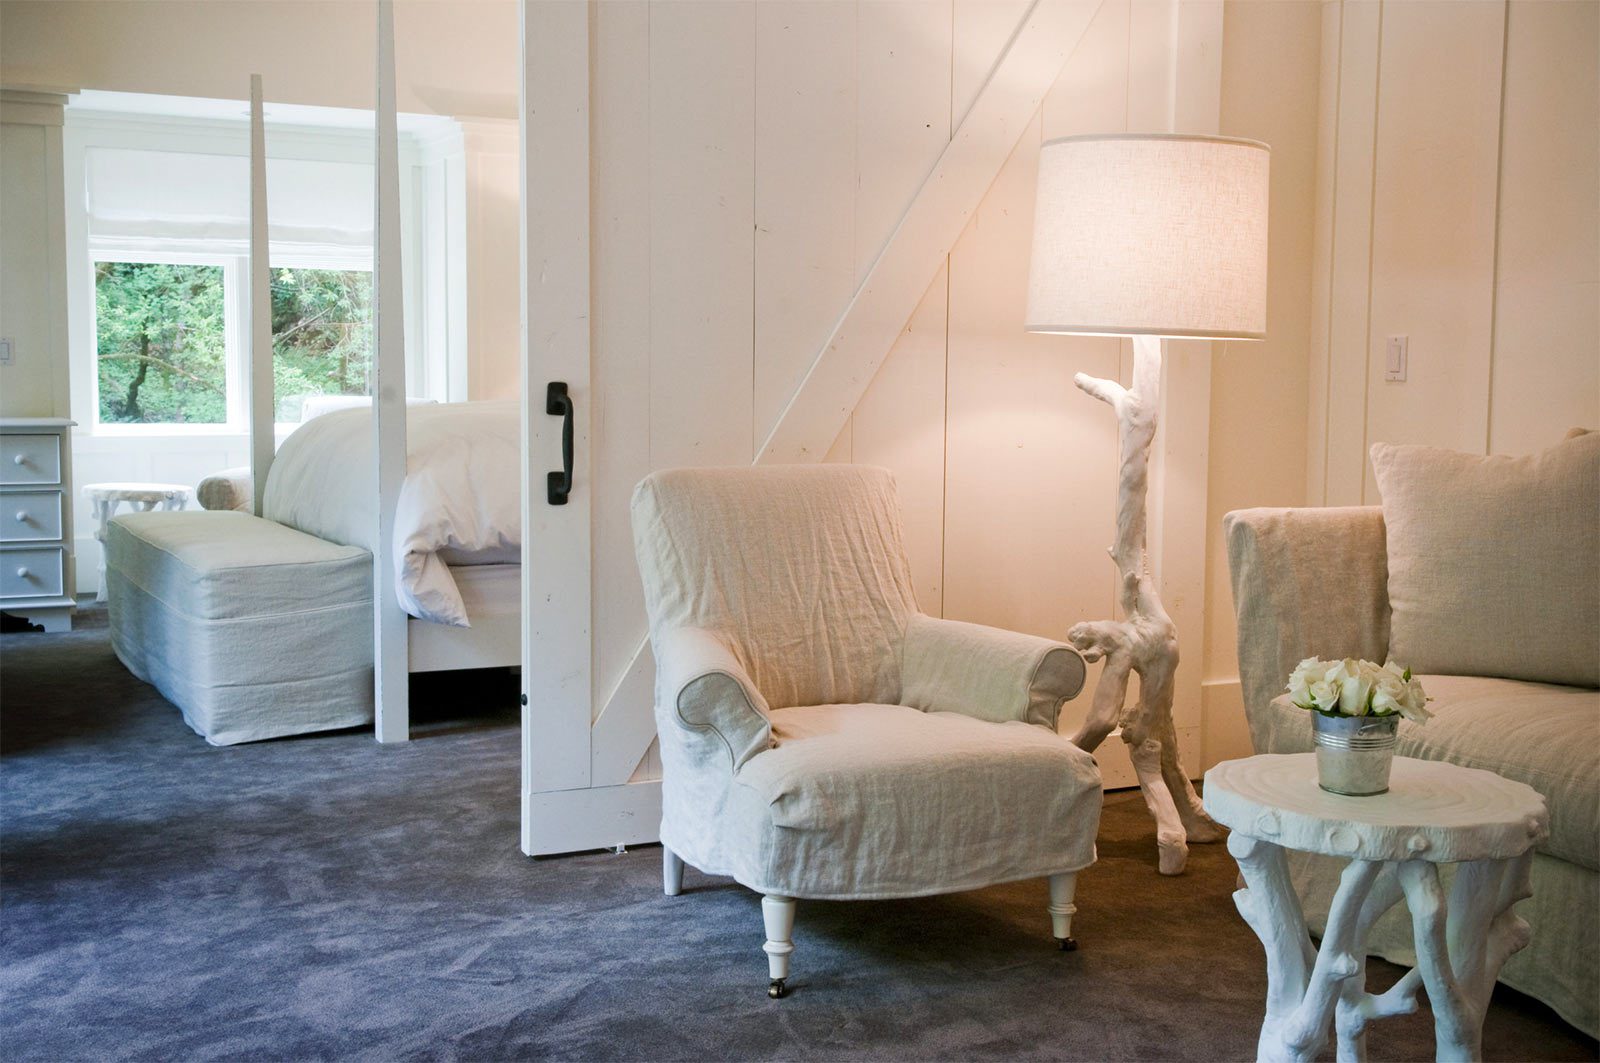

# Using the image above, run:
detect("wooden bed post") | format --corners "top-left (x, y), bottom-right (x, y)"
top-left (373, 0), bottom-right (411, 742)
top-left (247, 75), bottom-right (273, 517)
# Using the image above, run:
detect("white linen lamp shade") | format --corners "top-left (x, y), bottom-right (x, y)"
top-left (1025, 133), bottom-right (1269, 340)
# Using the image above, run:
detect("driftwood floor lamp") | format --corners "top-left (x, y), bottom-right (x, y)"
top-left (1024, 134), bottom-right (1271, 874)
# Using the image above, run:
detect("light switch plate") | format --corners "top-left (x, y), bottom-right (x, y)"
top-left (0, 338), bottom-right (12, 366)
top-left (1385, 335), bottom-right (1408, 382)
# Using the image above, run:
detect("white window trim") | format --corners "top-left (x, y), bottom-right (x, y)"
top-left (64, 95), bottom-right (467, 439)
top-left (89, 248), bottom-right (245, 435)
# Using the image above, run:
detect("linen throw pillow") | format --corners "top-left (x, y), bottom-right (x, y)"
top-left (1370, 429), bottom-right (1598, 688)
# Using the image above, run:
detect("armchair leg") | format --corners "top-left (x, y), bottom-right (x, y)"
top-left (663, 847), bottom-right (684, 897)
top-left (1048, 872), bottom-right (1079, 951)
top-left (762, 894), bottom-right (796, 998)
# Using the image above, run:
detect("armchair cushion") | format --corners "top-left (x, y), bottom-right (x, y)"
top-left (655, 626), bottom-right (772, 774)
top-left (1370, 430), bottom-right (1599, 688)
top-left (633, 466), bottom-right (920, 710)
top-left (900, 615), bottom-right (1086, 728)
top-left (681, 703), bottom-right (1101, 900)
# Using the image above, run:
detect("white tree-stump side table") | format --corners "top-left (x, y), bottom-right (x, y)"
top-left (1203, 754), bottom-right (1548, 1063)
top-left (83, 482), bottom-right (193, 603)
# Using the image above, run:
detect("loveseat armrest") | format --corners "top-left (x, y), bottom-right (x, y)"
top-left (900, 614), bottom-right (1086, 729)
top-left (1224, 506), bottom-right (1391, 750)
top-left (655, 626), bottom-right (773, 774)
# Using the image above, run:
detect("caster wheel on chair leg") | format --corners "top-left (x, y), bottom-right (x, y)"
top-left (1056, 937), bottom-right (1078, 952)
top-left (768, 978), bottom-right (788, 999)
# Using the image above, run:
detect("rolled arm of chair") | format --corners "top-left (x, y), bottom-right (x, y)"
top-left (900, 614), bottom-right (1086, 729)
top-left (1224, 506), bottom-right (1391, 746)
top-left (655, 626), bottom-right (773, 774)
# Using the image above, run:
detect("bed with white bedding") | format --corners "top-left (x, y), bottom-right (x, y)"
top-left (263, 400), bottom-right (520, 630)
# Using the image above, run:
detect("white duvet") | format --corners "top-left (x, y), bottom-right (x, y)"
top-left (263, 400), bottom-right (520, 627)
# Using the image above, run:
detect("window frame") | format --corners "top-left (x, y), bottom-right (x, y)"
top-left (88, 246), bottom-right (246, 436)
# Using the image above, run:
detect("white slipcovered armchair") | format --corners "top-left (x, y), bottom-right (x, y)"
top-left (631, 465), bottom-right (1103, 997)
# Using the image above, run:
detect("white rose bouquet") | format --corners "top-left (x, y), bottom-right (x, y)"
top-left (1286, 657), bottom-right (1432, 724)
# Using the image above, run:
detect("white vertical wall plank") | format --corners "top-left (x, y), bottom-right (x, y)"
top-left (1362, 0), bottom-right (1505, 501)
top-left (649, 1), bottom-right (756, 468)
top-left (1153, 0), bottom-right (1223, 776)
top-left (1487, 0), bottom-right (1599, 455)
top-left (824, 420), bottom-right (853, 463)
top-left (945, 114), bottom-right (1098, 641)
top-left (1322, 0), bottom-right (1380, 505)
top-left (754, 0), bottom-right (857, 450)
top-left (1305, 0), bottom-right (1342, 505)
top-left (591, 0), bottom-right (653, 743)
top-left (247, 76), bottom-right (273, 517)
top-left (855, 0), bottom-right (954, 279)
top-left (852, 265), bottom-right (950, 615)
top-left (373, 0), bottom-right (411, 743)
top-left (520, 0), bottom-right (591, 808)
top-left (852, 0), bottom-right (955, 617)
top-left (1127, 0), bottom-right (1176, 131)
top-left (953, 0), bottom-right (1034, 127)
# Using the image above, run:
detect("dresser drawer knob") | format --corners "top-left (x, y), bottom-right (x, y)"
top-left (14, 510), bottom-right (28, 523)
top-left (16, 566), bottom-right (31, 579)
top-left (12, 454), bottom-right (25, 465)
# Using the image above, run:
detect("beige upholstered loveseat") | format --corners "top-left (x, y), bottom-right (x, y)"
top-left (1223, 431), bottom-right (1598, 1038)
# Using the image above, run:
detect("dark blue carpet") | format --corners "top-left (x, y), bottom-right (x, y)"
top-left (2, 609), bottom-right (1593, 1061)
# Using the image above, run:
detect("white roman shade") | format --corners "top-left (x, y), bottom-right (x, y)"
top-left (1025, 134), bottom-right (1269, 340)
top-left (85, 147), bottom-right (374, 250)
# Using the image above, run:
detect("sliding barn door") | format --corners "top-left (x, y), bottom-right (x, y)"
top-left (520, 0), bottom-right (662, 856)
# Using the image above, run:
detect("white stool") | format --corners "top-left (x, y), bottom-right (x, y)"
top-left (83, 482), bottom-right (193, 603)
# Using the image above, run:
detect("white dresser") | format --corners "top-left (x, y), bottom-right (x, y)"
top-left (1, 417), bottom-right (76, 631)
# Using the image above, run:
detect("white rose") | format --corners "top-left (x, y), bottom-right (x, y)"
top-left (1399, 676), bottom-right (1433, 724)
top-left (1287, 657), bottom-right (1326, 708)
top-left (1288, 656), bottom-right (1320, 690)
top-left (1371, 671), bottom-right (1407, 716)
top-left (1337, 658), bottom-right (1372, 716)
top-left (1308, 680), bottom-right (1339, 712)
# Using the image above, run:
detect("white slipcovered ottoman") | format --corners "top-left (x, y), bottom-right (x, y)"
top-left (106, 510), bottom-right (374, 745)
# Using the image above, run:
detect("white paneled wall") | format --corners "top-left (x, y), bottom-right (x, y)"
top-left (1308, 0), bottom-right (1600, 505)
top-left (589, 0), bottom-right (1224, 787)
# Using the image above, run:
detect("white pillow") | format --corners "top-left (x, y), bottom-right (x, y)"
top-left (1370, 430), bottom-right (1598, 688)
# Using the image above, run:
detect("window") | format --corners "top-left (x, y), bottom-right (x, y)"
top-left (271, 267), bottom-right (374, 423)
top-left (95, 260), bottom-right (229, 425)
top-left (66, 93), bottom-right (469, 437)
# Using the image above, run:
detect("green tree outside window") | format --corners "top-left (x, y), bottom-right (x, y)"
top-left (95, 261), bottom-right (227, 424)
top-left (271, 266), bottom-right (373, 422)
top-left (94, 261), bottom-right (374, 426)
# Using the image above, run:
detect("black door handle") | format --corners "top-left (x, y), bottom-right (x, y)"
top-left (546, 381), bottom-right (574, 505)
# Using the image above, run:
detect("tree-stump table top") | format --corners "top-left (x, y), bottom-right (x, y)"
top-left (1204, 754), bottom-right (1548, 864)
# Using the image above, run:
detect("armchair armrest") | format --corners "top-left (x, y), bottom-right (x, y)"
top-left (1224, 506), bottom-right (1391, 747)
top-left (900, 614), bottom-right (1086, 729)
top-left (655, 626), bottom-right (772, 774)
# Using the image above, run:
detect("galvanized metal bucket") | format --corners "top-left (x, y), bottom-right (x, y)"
top-left (1312, 712), bottom-right (1399, 796)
